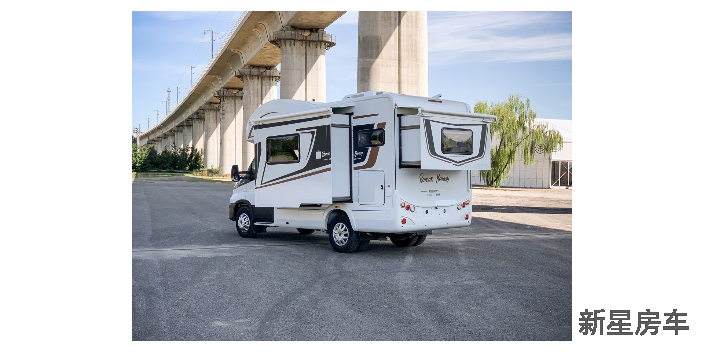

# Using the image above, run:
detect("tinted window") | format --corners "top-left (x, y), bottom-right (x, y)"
top-left (266, 134), bottom-right (300, 164)
top-left (441, 128), bottom-right (473, 155)
top-left (357, 128), bottom-right (385, 148)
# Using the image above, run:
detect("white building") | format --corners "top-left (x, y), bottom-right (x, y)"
top-left (470, 119), bottom-right (572, 189)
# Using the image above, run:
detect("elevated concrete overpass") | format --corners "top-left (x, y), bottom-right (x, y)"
top-left (138, 11), bottom-right (428, 176)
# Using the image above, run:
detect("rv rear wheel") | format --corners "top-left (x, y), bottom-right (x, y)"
top-left (390, 235), bottom-right (418, 247)
top-left (412, 235), bottom-right (427, 246)
top-left (297, 228), bottom-right (315, 235)
top-left (236, 206), bottom-right (257, 238)
top-left (328, 215), bottom-right (361, 253)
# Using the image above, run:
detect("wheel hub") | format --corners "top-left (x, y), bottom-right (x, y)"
top-left (332, 223), bottom-right (349, 246)
top-left (238, 213), bottom-right (250, 232)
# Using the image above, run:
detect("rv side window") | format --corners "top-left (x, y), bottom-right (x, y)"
top-left (266, 134), bottom-right (300, 164)
top-left (441, 128), bottom-right (473, 155)
top-left (357, 128), bottom-right (385, 148)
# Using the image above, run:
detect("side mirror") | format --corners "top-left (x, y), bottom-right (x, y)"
top-left (231, 165), bottom-right (239, 182)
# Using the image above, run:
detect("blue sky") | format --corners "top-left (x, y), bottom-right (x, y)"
top-left (132, 11), bottom-right (571, 133)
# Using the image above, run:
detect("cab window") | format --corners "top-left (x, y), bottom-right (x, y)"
top-left (266, 134), bottom-right (300, 164)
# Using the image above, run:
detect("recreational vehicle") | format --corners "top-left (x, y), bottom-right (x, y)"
top-left (228, 91), bottom-right (497, 253)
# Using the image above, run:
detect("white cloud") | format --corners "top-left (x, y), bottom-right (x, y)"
top-left (428, 11), bottom-right (571, 64)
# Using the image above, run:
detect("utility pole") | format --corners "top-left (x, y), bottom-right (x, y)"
top-left (177, 87), bottom-right (180, 105)
top-left (167, 87), bottom-right (171, 114)
top-left (190, 66), bottom-right (196, 87)
top-left (204, 30), bottom-right (214, 59)
top-left (162, 101), bottom-right (167, 117)
top-left (155, 110), bottom-right (159, 123)
top-left (148, 117), bottom-right (151, 130)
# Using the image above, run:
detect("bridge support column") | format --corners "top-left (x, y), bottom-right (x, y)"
top-left (202, 103), bottom-right (220, 172)
top-left (271, 27), bottom-right (335, 102)
top-left (164, 132), bottom-right (174, 152)
top-left (217, 89), bottom-right (243, 176)
top-left (192, 112), bottom-right (205, 156)
top-left (236, 66), bottom-right (280, 167)
top-left (155, 137), bottom-right (163, 153)
top-left (182, 123), bottom-right (193, 150)
top-left (174, 127), bottom-right (183, 150)
top-left (357, 11), bottom-right (428, 96)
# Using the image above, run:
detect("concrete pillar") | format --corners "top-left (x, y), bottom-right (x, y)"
top-left (358, 11), bottom-right (398, 93)
top-left (398, 11), bottom-right (428, 97)
top-left (271, 27), bottom-right (334, 102)
top-left (217, 89), bottom-right (243, 175)
top-left (357, 11), bottom-right (428, 96)
top-left (236, 66), bottom-right (280, 167)
top-left (182, 123), bottom-right (193, 150)
top-left (203, 103), bottom-right (220, 171)
top-left (174, 127), bottom-right (183, 150)
top-left (155, 137), bottom-right (163, 153)
top-left (192, 112), bottom-right (205, 155)
top-left (164, 132), bottom-right (173, 152)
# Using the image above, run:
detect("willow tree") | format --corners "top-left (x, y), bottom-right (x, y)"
top-left (474, 94), bottom-right (563, 188)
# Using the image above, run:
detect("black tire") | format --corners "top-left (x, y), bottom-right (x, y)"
top-left (412, 235), bottom-right (427, 246)
top-left (297, 228), bottom-right (315, 235)
top-left (390, 235), bottom-right (418, 247)
top-left (328, 215), bottom-right (361, 253)
top-left (235, 206), bottom-right (257, 238)
top-left (357, 240), bottom-right (371, 252)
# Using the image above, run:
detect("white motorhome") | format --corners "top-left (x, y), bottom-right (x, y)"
top-left (228, 91), bottom-right (496, 253)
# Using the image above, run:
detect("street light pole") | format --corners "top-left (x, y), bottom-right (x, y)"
top-left (204, 30), bottom-right (214, 59)
top-left (190, 66), bottom-right (196, 87)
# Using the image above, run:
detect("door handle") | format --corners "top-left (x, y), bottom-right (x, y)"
top-left (380, 185), bottom-right (383, 190)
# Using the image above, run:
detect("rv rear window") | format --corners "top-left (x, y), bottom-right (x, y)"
top-left (441, 128), bottom-right (473, 155)
top-left (266, 134), bottom-right (300, 164)
top-left (357, 128), bottom-right (385, 148)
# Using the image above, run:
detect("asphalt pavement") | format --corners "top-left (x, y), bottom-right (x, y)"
top-left (132, 180), bottom-right (571, 340)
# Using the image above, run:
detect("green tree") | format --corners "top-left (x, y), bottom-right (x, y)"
top-left (132, 140), bottom-right (149, 171)
top-left (187, 148), bottom-right (204, 171)
top-left (143, 146), bottom-right (158, 170)
top-left (474, 94), bottom-right (563, 188)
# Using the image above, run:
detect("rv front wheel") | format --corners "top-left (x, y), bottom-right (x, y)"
top-left (236, 206), bottom-right (257, 238)
top-left (328, 215), bottom-right (361, 253)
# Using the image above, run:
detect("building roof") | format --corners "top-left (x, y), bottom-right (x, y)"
top-left (536, 118), bottom-right (572, 142)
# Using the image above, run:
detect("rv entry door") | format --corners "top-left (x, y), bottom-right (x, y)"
top-left (418, 111), bottom-right (495, 170)
top-left (357, 170), bottom-right (385, 205)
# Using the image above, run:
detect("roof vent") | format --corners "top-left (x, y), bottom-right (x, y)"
top-left (343, 93), bottom-right (365, 99)
top-left (343, 91), bottom-right (392, 99)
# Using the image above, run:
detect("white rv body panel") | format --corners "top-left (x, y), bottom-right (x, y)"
top-left (229, 92), bottom-right (496, 244)
top-left (419, 114), bottom-right (491, 170)
top-left (253, 114), bottom-right (333, 208)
